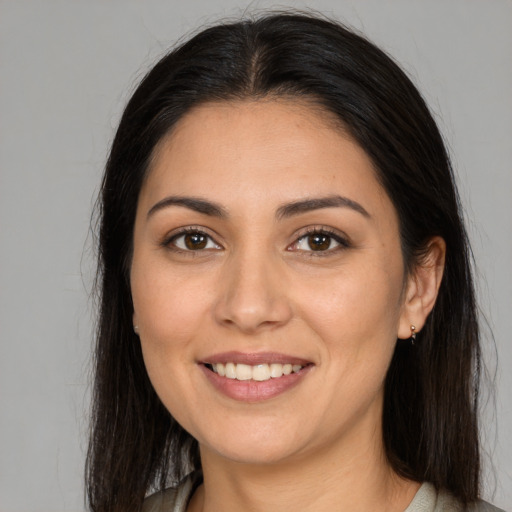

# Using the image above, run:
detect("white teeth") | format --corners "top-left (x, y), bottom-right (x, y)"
top-left (252, 364), bottom-right (270, 381)
top-left (235, 363), bottom-right (252, 381)
top-left (270, 363), bottom-right (283, 378)
top-left (225, 362), bottom-right (236, 379)
top-left (210, 362), bottom-right (305, 381)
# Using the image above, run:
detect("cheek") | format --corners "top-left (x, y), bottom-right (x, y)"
top-left (295, 263), bottom-right (403, 431)
top-left (130, 262), bottom-right (216, 402)
top-left (299, 261), bottom-right (404, 342)
top-left (294, 256), bottom-right (405, 407)
top-left (131, 267), bottom-right (215, 426)
top-left (132, 263), bottom-right (212, 342)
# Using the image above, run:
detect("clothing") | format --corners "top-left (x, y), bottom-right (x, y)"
top-left (143, 472), bottom-right (506, 512)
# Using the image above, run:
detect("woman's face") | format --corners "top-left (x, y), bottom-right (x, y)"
top-left (131, 99), bottom-right (414, 465)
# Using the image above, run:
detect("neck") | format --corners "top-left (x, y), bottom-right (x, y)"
top-left (189, 427), bottom-right (419, 512)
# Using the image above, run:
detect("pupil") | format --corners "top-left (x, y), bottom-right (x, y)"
top-left (308, 234), bottom-right (330, 251)
top-left (185, 233), bottom-right (207, 250)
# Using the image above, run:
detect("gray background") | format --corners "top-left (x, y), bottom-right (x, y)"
top-left (1, 1), bottom-right (510, 510)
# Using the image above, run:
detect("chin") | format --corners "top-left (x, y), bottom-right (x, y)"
top-left (197, 424), bottom-right (309, 466)
top-left (205, 442), bottom-right (301, 466)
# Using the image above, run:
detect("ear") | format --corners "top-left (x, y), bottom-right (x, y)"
top-left (397, 236), bottom-right (446, 339)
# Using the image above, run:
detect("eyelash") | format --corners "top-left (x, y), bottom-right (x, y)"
top-left (161, 226), bottom-right (221, 254)
top-left (161, 226), bottom-right (351, 256)
top-left (289, 227), bottom-right (351, 256)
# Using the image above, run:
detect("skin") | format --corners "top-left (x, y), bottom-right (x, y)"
top-left (130, 99), bottom-right (445, 512)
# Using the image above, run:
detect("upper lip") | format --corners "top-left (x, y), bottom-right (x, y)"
top-left (200, 351), bottom-right (312, 366)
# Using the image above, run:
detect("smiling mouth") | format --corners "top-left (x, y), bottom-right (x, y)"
top-left (204, 362), bottom-right (307, 382)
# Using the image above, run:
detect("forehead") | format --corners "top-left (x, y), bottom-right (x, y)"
top-left (142, 99), bottom-right (394, 221)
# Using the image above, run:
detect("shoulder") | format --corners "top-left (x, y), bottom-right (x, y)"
top-left (142, 473), bottom-right (201, 512)
top-left (406, 483), bottom-right (506, 512)
top-left (144, 477), bottom-right (507, 512)
top-left (466, 501), bottom-right (507, 512)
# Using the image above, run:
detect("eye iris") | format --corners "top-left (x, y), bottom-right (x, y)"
top-left (184, 233), bottom-right (207, 250)
top-left (308, 233), bottom-right (331, 251)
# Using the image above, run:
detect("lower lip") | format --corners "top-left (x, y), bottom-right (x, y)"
top-left (199, 364), bottom-right (312, 402)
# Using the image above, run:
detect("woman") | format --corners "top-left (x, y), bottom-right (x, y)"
top-left (86, 12), bottom-right (504, 512)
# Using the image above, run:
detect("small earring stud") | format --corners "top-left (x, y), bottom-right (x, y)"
top-left (133, 325), bottom-right (139, 334)
top-left (410, 325), bottom-right (417, 345)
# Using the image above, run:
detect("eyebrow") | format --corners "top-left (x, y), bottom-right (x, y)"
top-left (147, 196), bottom-right (228, 219)
top-left (276, 195), bottom-right (370, 219)
top-left (147, 194), bottom-right (370, 220)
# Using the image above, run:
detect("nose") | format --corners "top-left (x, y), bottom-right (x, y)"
top-left (213, 250), bottom-right (293, 334)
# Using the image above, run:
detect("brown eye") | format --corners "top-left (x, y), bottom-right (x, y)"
top-left (170, 230), bottom-right (221, 251)
top-left (184, 232), bottom-right (208, 250)
top-left (289, 229), bottom-right (348, 254)
top-left (307, 233), bottom-right (331, 251)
